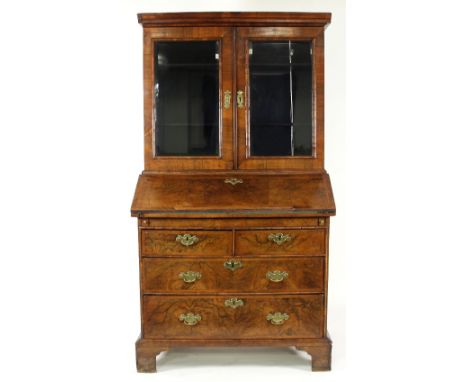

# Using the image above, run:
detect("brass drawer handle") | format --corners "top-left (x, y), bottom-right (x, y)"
top-left (268, 233), bottom-right (292, 245)
top-left (224, 297), bottom-right (244, 309)
top-left (224, 259), bottom-right (243, 271)
top-left (224, 178), bottom-right (243, 186)
top-left (179, 271), bottom-right (202, 283)
top-left (176, 234), bottom-right (199, 247)
top-left (266, 270), bottom-right (289, 283)
top-left (179, 312), bottom-right (201, 326)
top-left (266, 312), bottom-right (289, 325)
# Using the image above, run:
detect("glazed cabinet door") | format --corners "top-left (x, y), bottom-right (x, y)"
top-left (236, 27), bottom-right (325, 170)
top-left (143, 27), bottom-right (234, 170)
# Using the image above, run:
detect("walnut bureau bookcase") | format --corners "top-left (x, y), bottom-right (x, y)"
top-left (131, 12), bottom-right (336, 372)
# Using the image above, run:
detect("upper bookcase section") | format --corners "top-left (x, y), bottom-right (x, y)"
top-left (138, 12), bottom-right (331, 172)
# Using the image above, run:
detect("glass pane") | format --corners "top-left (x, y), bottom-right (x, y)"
top-left (249, 41), bottom-right (313, 156)
top-left (154, 41), bottom-right (219, 156)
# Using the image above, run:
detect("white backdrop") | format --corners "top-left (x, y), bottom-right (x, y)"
top-left (1, 1), bottom-right (467, 381)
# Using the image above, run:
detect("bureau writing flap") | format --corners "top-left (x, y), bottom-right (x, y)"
top-left (131, 173), bottom-right (335, 218)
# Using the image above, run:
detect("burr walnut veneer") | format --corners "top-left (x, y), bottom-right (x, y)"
top-left (131, 12), bottom-right (335, 372)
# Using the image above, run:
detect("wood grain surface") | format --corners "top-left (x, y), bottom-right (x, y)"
top-left (143, 294), bottom-right (324, 339)
top-left (141, 230), bottom-right (232, 257)
top-left (131, 173), bottom-right (336, 217)
top-left (142, 257), bottom-right (324, 293)
top-left (235, 229), bottom-right (326, 256)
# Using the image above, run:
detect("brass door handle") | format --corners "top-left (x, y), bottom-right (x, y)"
top-left (237, 90), bottom-right (244, 108)
top-left (266, 312), bottom-right (289, 325)
top-left (179, 312), bottom-right (201, 326)
top-left (224, 259), bottom-right (243, 271)
top-left (224, 297), bottom-right (244, 309)
top-left (179, 271), bottom-right (202, 283)
top-left (268, 233), bottom-right (292, 245)
top-left (266, 270), bottom-right (288, 283)
top-left (176, 234), bottom-right (199, 247)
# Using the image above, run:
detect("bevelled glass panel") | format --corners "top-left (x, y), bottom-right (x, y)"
top-left (154, 41), bottom-right (219, 156)
top-left (249, 41), bottom-right (313, 156)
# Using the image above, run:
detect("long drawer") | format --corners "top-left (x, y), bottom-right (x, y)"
top-left (235, 229), bottom-right (326, 256)
top-left (143, 294), bottom-right (324, 339)
top-left (142, 257), bottom-right (324, 293)
top-left (141, 230), bottom-right (232, 257)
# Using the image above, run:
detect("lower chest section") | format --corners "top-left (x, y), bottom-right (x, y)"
top-left (138, 217), bottom-right (329, 340)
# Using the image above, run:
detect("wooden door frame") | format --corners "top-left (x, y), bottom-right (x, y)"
top-left (236, 26), bottom-right (325, 171)
top-left (142, 26), bottom-right (234, 171)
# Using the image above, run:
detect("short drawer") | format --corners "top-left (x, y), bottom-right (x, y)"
top-left (235, 229), bottom-right (326, 256)
top-left (143, 294), bottom-right (324, 339)
top-left (142, 257), bottom-right (324, 293)
top-left (141, 230), bottom-right (232, 257)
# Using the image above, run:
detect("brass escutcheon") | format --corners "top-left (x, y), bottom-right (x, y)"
top-left (224, 178), bottom-right (243, 186)
top-left (224, 259), bottom-right (243, 271)
top-left (176, 234), bottom-right (199, 247)
top-left (266, 270), bottom-right (289, 283)
top-left (224, 90), bottom-right (232, 109)
top-left (237, 90), bottom-right (244, 108)
top-left (179, 312), bottom-right (201, 326)
top-left (179, 271), bottom-right (202, 283)
top-left (224, 297), bottom-right (244, 309)
top-left (268, 233), bottom-right (292, 245)
top-left (266, 312), bottom-right (289, 325)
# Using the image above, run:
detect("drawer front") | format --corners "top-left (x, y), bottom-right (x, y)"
top-left (141, 230), bottom-right (232, 257)
top-left (142, 257), bottom-right (324, 293)
top-left (143, 294), bottom-right (324, 339)
top-left (235, 229), bottom-right (326, 256)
